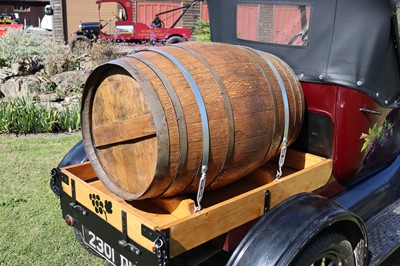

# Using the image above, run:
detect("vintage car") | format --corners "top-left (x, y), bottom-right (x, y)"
top-left (51, 0), bottom-right (400, 265)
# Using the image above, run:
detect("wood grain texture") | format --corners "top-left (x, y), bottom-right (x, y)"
top-left (91, 70), bottom-right (158, 196)
top-left (165, 154), bottom-right (332, 256)
top-left (92, 113), bottom-right (156, 147)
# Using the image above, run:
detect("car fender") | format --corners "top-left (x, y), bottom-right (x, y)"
top-left (227, 193), bottom-right (367, 266)
top-left (50, 140), bottom-right (87, 196)
top-left (57, 139), bottom-right (87, 168)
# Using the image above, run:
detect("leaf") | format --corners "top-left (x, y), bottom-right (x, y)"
top-left (361, 139), bottom-right (370, 152)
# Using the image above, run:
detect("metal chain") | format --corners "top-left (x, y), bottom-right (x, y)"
top-left (276, 139), bottom-right (288, 179)
top-left (195, 165), bottom-right (208, 213)
top-left (154, 237), bottom-right (167, 266)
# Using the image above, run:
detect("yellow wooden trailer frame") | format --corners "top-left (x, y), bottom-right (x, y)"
top-left (61, 149), bottom-right (332, 258)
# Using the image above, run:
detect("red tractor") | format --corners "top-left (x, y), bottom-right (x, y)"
top-left (70, 0), bottom-right (197, 49)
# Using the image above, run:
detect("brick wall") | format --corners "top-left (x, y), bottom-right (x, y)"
top-left (258, 5), bottom-right (273, 42)
top-left (50, 0), bottom-right (64, 41)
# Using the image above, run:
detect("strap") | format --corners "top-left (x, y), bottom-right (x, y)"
top-left (174, 44), bottom-right (235, 173)
top-left (128, 54), bottom-right (188, 196)
top-left (138, 48), bottom-right (210, 211)
top-left (241, 47), bottom-right (290, 179)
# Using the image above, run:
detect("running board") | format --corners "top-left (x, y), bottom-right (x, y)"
top-left (366, 198), bottom-right (400, 265)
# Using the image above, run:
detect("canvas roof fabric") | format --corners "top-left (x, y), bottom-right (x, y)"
top-left (207, 0), bottom-right (400, 107)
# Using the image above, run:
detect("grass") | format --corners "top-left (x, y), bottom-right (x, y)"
top-left (0, 133), bottom-right (104, 266)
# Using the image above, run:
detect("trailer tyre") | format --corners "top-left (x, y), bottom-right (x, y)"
top-left (70, 35), bottom-right (92, 52)
top-left (73, 228), bottom-right (102, 258)
top-left (294, 231), bottom-right (355, 266)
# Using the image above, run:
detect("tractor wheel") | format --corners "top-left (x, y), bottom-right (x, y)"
top-left (166, 36), bottom-right (185, 44)
top-left (69, 35), bottom-right (92, 53)
top-left (293, 231), bottom-right (355, 266)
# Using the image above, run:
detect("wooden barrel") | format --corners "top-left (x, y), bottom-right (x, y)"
top-left (81, 42), bottom-right (305, 200)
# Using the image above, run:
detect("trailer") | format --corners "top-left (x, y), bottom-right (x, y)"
top-left (56, 150), bottom-right (330, 265)
top-left (51, 0), bottom-right (400, 265)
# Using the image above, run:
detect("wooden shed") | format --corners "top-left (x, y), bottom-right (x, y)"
top-left (0, 0), bottom-right (49, 28)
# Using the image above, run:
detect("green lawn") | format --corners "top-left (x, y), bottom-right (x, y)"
top-left (2, 134), bottom-right (400, 265)
top-left (0, 134), bottom-right (104, 266)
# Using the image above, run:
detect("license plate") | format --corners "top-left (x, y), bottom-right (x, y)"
top-left (82, 226), bottom-right (135, 266)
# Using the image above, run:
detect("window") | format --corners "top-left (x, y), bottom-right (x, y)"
top-left (99, 2), bottom-right (127, 35)
top-left (13, 6), bottom-right (30, 13)
top-left (237, 3), bottom-right (311, 46)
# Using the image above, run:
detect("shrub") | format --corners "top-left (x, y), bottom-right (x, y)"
top-left (0, 29), bottom-right (81, 76)
top-left (43, 41), bottom-right (81, 77)
top-left (192, 20), bottom-right (211, 42)
top-left (89, 39), bottom-right (124, 68)
top-left (0, 97), bottom-right (81, 134)
top-left (0, 30), bottom-right (47, 67)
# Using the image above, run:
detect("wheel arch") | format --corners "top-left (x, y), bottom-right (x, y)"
top-left (57, 139), bottom-right (87, 168)
top-left (50, 140), bottom-right (88, 196)
top-left (227, 193), bottom-right (367, 266)
top-left (166, 34), bottom-right (186, 44)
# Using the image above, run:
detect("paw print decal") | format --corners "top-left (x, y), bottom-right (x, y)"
top-left (89, 193), bottom-right (113, 221)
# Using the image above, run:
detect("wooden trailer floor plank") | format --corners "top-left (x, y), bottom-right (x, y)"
top-left (164, 155), bottom-right (332, 256)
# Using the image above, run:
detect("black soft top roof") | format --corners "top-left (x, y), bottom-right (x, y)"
top-left (207, 0), bottom-right (400, 106)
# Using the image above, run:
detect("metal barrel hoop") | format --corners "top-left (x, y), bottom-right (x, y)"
top-left (82, 59), bottom-right (170, 200)
top-left (128, 54), bottom-right (189, 197)
top-left (173, 44), bottom-right (235, 174)
top-left (242, 47), bottom-right (290, 179)
top-left (237, 45), bottom-right (279, 165)
top-left (138, 48), bottom-right (210, 212)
